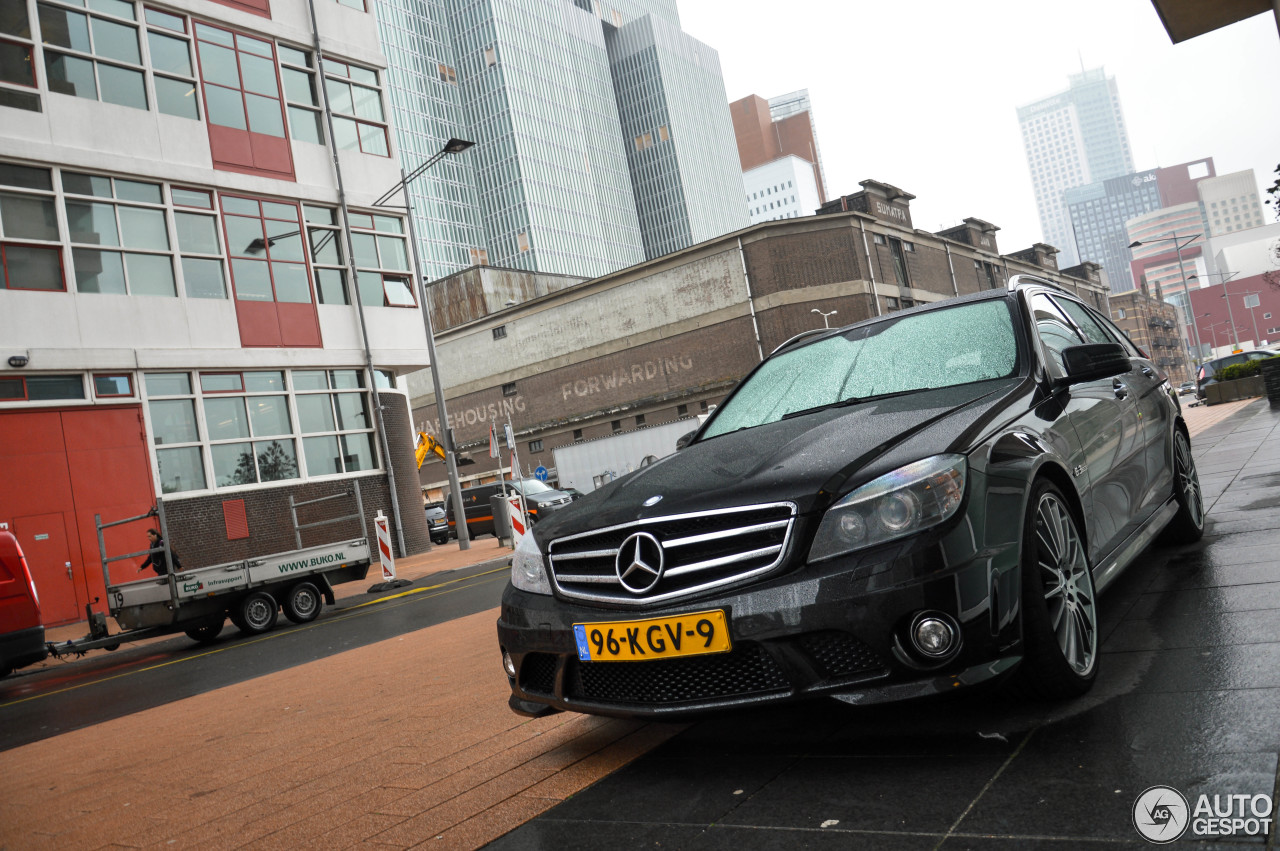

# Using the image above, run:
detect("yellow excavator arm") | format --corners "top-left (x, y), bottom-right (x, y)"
top-left (415, 431), bottom-right (446, 469)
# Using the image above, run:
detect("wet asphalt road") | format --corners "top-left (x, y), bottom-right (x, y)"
top-left (488, 401), bottom-right (1280, 850)
top-left (0, 560), bottom-right (509, 752)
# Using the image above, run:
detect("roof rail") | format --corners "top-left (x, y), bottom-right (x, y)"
top-left (770, 327), bottom-right (829, 356)
top-left (1006, 273), bottom-right (1074, 296)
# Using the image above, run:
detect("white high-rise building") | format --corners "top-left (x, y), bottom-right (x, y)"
top-left (743, 156), bottom-right (821, 224)
top-left (1198, 170), bottom-right (1267, 236)
top-left (1016, 68), bottom-right (1135, 267)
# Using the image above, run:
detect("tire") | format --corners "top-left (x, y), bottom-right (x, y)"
top-left (1015, 480), bottom-right (1099, 700)
top-left (185, 621), bottom-right (225, 643)
top-left (282, 582), bottom-right (322, 624)
top-left (235, 591), bottom-right (279, 635)
top-left (1158, 429), bottom-right (1205, 546)
top-left (432, 534), bottom-right (448, 546)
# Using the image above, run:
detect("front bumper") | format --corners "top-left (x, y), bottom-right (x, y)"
top-left (1, 624), bottom-right (48, 674)
top-left (497, 528), bottom-right (1024, 719)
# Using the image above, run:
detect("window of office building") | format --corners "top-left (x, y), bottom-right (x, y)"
top-left (0, 0), bottom-right (40, 112)
top-left (144, 368), bottom-right (375, 494)
top-left (325, 59), bottom-right (387, 156)
top-left (195, 23), bottom-right (293, 178)
top-left (0, 163), bottom-right (63, 290)
top-left (277, 44), bottom-right (322, 145)
top-left (38, 0), bottom-right (146, 109)
top-left (293, 369), bottom-right (375, 477)
top-left (303, 204), bottom-right (346, 304)
top-left (143, 8), bottom-right (198, 118)
top-left (349, 211), bottom-right (411, 306)
top-left (171, 187), bottom-right (227, 298)
top-left (0, 373), bottom-right (85, 401)
top-left (221, 194), bottom-right (320, 346)
top-left (200, 371), bottom-right (299, 487)
top-left (63, 171), bottom-right (176, 296)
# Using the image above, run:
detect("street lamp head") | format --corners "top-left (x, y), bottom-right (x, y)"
top-left (1129, 240), bottom-right (1143, 249)
top-left (442, 138), bottom-right (475, 154)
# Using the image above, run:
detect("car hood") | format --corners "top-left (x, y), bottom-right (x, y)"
top-left (535, 378), bottom-right (1023, 540)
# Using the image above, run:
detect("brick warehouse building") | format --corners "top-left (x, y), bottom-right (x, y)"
top-left (1107, 289), bottom-right (1190, 385)
top-left (408, 179), bottom-right (1111, 496)
top-left (0, 0), bottom-right (432, 625)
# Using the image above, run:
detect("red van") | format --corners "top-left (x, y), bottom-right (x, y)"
top-left (0, 529), bottom-right (47, 677)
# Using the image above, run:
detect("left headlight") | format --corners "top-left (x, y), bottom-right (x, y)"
top-left (809, 453), bottom-right (967, 562)
top-left (511, 531), bottom-right (552, 595)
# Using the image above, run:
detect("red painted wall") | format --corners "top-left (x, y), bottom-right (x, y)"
top-left (0, 407), bottom-right (155, 625)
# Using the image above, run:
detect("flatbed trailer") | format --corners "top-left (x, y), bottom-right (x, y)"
top-left (49, 484), bottom-right (373, 657)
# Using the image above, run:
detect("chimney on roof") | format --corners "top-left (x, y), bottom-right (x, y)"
top-left (1008, 242), bottom-right (1060, 270)
top-left (935, 217), bottom-right (1000, 254)
top-left (816, 179), bottom-right (914, 227)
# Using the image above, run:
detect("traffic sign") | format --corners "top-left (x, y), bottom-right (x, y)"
top-left (534, 465), bottom-right (548, 482)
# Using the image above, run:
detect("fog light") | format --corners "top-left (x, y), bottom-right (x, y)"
top-left (502, 650), bottom-right (516, 678)
top-left (912, 616), bottom-right (955, 658)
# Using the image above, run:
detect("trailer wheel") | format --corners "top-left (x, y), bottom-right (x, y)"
top-left (283, 582), bottom-right (322, 624)
top-left (236, 591), bottom-right (279, 635)
top-left (185, 621), bottom-right (224, 644)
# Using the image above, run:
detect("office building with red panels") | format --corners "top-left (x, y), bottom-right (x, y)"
top-left (0, 0), bottom-right (432, 625)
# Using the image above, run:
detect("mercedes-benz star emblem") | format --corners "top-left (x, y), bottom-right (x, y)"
top-left (616, 532), bottom-right (664, 594)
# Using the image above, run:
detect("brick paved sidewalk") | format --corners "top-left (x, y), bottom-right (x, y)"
top-left (0, 609), bottom-right (686, 850)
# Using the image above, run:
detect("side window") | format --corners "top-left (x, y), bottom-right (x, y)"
top-left (1029, 293), bottom-right (1083, 374)
top-left (1057, 297), bottom-right (1136, 355)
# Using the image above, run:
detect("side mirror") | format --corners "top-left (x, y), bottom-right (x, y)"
top-left (1060, 342), bottom-right (1132, 385)
top-left (675, 430), bottom-right (697, 451)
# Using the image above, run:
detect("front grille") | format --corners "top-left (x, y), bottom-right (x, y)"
top-left (565, 645), bottom-right (790, 705)
top-left (548, 502), bottom-right (796, 605)
top-left (519, 653), bottom-right (557, 695)
top-left (795, 631), bottom-right (887, 678)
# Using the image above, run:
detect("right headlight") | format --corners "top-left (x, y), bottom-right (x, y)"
top-left (510, 531), bottom-right (552, 595)
top-left (808, 453), bottom-right (967, 562)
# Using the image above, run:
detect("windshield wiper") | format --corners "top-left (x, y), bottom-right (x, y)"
top-left (780, 388), bottom-right (924, 420)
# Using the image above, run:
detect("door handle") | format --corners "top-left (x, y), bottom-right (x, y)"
top-left (66, 561), bottom-right (72, 579)
top-left (1141, 367), bottom-right (1155, 377)
top-left (1113, 381), bottom-right (1129, 399)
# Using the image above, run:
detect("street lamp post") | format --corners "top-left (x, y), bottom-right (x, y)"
top-left (1187, 272), bottom-right (1239, 350)
top-left (1130, 232), bottom-right (1203, 368)
top-left (375, 138), bottom-right (476, 550)
top-left (811, 308), bottom-right (838, 329)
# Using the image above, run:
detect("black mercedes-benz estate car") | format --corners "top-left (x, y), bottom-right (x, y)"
top-left (496, 275), bottom-right (1204, 719)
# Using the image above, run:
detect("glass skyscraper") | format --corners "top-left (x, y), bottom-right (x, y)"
top-left (1017, 68), bottom-right (1134, 268)
top-left (375, 0), bottom-right (747, 282)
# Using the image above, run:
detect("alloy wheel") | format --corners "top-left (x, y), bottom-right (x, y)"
top-left (1034, 493), bottom-right (1097, 677)
top-left (1175, 431), bottom-right (1204, 529)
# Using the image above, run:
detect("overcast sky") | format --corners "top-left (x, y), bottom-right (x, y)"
top-left (679, 0), bottom-right (1280, 255)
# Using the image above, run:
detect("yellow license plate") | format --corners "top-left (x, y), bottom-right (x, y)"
top-left (573, 610), bottom-right (731, 662)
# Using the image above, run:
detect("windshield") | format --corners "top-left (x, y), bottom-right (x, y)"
top-left (512, 478), bottom-right (557, 495)
top-left (702, 299), bottom-right (1019, 438)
